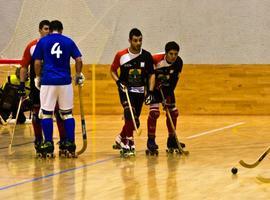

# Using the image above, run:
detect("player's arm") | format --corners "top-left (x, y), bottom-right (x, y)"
top-left (20, 44), bottom-right (32, 82)
top-left (34, 59), bottom-right (42, 77)
top-left (110, 53), bottom-right (126, 91)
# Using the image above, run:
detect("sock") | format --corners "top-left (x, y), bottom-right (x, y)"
top-left (41, 118), bottom-right (53, 142)
top-left (64, 118), bottom-right (75, 142)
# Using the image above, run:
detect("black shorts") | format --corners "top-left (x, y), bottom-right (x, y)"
top-left (153, 87), bottom-right (175, 105)
top-left (118, 88), bottom-right (145, 118)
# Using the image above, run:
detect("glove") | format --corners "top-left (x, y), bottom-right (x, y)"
top-left (34, 76), bottom-right (41, 90)
top-left (18, 82), bottom-right (26, 97)
top-left (145, 91), bottom-right (155, 105)
top-left (74, 72), bottom-right (85, 86)
top-left (116, 80), bottom-right (127, 92)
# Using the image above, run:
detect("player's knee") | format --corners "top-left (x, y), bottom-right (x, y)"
top-left (149, 109), bottom-right (160, 120)
top-left (32, 112), bottom-right (41, 123)
top-left (59, 109), bottom-right (73, 120)
top-left (124, 107), bottom-right (132, 120)
top-left (54, 110), bottom-right (63, 121)
top-left (39, 109), bottom-right (53, 119)
top-left (170, 108), bottom-right (179, 119)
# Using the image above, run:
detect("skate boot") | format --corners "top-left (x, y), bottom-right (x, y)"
top-left (58, 140), bottom-right (67, 157)
top-left (40, 141), bottom-right (55, 158)
top-left (126, 137), bottom-right (136, 157)
top-left (146, 136), bottom-right (159, 156)
top-left (166, 135), bottom-right (185, 154)
top-left (112, 134), bottom-right (123, 150)
top-left (34, 140), bottom-right (43, 158)
top-left (63, 140), bottom-right (77, 158)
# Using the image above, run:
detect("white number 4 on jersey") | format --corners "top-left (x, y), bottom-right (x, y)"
top-left (51, 43), bottom-right (62, 58)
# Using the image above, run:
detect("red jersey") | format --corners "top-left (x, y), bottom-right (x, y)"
top-left (21, 39), bottom-right (39, 87)
top-left (152, 52), bottom-right (183, 90)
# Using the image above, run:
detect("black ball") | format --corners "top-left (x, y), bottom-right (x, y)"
top-left (231, 167), bottom-right (238, 174)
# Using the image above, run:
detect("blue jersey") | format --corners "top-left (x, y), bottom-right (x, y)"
top-left (33, 33), bottom-right (82, 85)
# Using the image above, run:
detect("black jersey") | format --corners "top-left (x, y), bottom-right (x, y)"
top-left (111, 48), bottom-right (154, 93)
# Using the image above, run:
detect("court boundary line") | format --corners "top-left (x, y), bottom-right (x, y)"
top-left (185, 121), bottom-right (245, 139)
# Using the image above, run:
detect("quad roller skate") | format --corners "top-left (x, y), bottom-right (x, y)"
top-left (34, 140), bottom-right (43, 158)
top-left (112, 135), bottom-right (123, 150)
top-left (58, 141), bottom-right (66, 157)
top-left (126, 137), bottom-right (136, 157)
top-left (39, 141), bottom-right (55, 158)
top-left (60, 141), bottom-right (77, 158)
top-left (166, 135), bottom-right (186, 155)
top-left (145, 137), bottom-right (159, 156)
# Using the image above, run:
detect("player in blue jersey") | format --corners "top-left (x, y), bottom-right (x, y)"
top-left (33, 20), bottom-right (84, 158)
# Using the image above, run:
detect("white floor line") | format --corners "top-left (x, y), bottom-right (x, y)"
top-left (185, 121), bottom-right (246, 139)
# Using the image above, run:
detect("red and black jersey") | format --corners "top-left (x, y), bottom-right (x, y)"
top-left (153, 53), bottom-right (183, 91)
top-left (21, 39), bottom-right (39, 88)
top-left (111, 48), bottom-right (154, 93)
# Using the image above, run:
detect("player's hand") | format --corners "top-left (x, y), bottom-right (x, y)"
top-left (145, 91), bottom-right (155, 105)
top-left (34, 76), bottom-right (41, 90)
top-left (18, 82), bottom-right (26, 97)
top-left (75, 72), bottom-right (85, 86)
top-left (116, 80), bottom-right (127, 92)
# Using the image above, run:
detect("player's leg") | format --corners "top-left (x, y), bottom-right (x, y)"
top-left (39, 85), bottom-right (57, 158)
top-left (55, 103), bottom-right (65, 141)
top-left (58, 84), bottom-right (76, 157)
top-left (29, 87), bottom-right (43, 155)
top-left (126, 92), bottom-right (144, 153)
top-left (147, 103), bottom-right (160, 153)
top-left (113, 89), bottom-right (130, 152)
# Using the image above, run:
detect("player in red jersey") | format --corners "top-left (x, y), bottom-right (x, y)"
top-left (19, 20), bottom-right (66, 156)
top-left (146, 41), bottom-right (185, 154)
top-left (110, 28), bottom-right (155, 156)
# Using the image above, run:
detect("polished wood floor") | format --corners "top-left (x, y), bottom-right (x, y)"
top-left (0, 114), bottom-right (270, 199)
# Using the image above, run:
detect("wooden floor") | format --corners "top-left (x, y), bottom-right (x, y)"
top-left (1, 114), bottom-right (270, 199)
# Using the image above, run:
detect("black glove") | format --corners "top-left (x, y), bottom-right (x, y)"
top-left (18, 82), bottom-right (26, 97)
top-left (145, 91), bottom-right (155, 105)
top-left (116, 80), bottom-right (127, 92)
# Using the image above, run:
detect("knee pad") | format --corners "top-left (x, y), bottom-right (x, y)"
top-left (149, 109), bottom-right (160, 120)
top-left (59, 109), bottom-right (73, 120)
top-left (39, 109), bottom-right (53, 119)
top-left (170, 108), bottom-right (179, 119)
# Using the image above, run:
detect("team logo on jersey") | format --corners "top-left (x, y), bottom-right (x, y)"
top-left (124, 63), bottom-right (132, 68)
top-left (140, 62), bottom-right (145, 68)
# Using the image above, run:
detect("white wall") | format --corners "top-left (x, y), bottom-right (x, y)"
top-left (1, 0), bottom-right (270, 64)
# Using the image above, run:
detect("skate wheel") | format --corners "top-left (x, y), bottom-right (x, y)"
top-left (145, 150), bottom-right (150, 155)
top-left (112, 144), bottom-right (120, 150)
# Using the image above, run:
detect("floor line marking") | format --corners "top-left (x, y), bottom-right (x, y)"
top-left (185, 121), bottom-right (245, 139)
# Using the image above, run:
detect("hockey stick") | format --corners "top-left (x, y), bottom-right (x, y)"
top-left (8, 97), bottom-right (23, 155)
top-left (76, 85), bottom-right (87, 155)
top-left (159, 88), bottom-right (189, 155)
top-left (256, 176), bottom-right (270, 183)
top-left (239, 146), bottom-right (270, 168)
top-left (124, 88), bottom-right (142, 136)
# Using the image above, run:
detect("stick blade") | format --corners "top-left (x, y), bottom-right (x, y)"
top-left (256, 176), bottom-right (270, 183)
top-left (239, 160), bottom-right (258, 168)
top-left (8, 144), bottom-right (15, 155)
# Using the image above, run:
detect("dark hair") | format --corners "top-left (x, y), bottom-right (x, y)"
top-left (50, 20), bottom-right (63, 32)
top-left (165, 41), bottom-right (180, 53)
top-left (129, 28), bottom-right (142, 40)
top-left (39, 20), bottom-right (50, 30)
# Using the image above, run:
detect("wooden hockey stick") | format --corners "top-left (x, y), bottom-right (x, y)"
top-left (256, 176), bottom-right (270, 183)
top-left (8, 97), bottom-right (23, 155)
top-left (239, 146), bottom-right (270, 168)
top-left (159, 88), bottom-right (189, 155)
top-left (124, 88), bottom-right (142, 136)
top-left (76, 85), bottom-right (87, 155)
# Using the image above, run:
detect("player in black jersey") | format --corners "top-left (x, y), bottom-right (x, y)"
top-left (110, 28), bottom-right (155, 156)
top-left (146, 41), bottom-right (185, 155)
